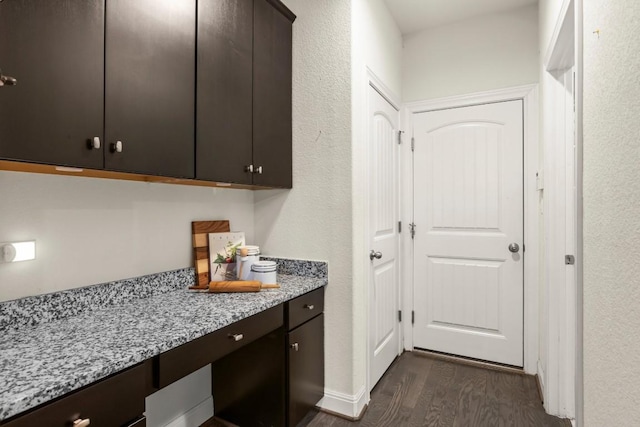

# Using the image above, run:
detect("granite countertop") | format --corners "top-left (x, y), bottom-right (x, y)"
top-left (0, 260), bottom-right (327, 421)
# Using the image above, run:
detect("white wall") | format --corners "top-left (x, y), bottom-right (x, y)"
top-left (351, 0), bottom-right (403, 402)
top-left (0, 171), bottom-right (254, 302)
top-left (257, 0), bottom-right (355, 404)
top-left (0, 171), bottom-right (254, 426)
top-left (402, 4), bottom-right (539, 101)
top-left (583, 1), bottom-right (640, 424)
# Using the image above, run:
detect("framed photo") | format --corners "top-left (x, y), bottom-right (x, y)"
top-left (208, 232), bottom-right (245, 281)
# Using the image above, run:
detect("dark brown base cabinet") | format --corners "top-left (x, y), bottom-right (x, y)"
top-left (212, 288), bottom-right (325, 427)
top-left (2, 288), bottom-right (323, 427)
top-left (285, 288), bottom-right (325, 427)
top-left (2, 362), bottom-right (150, 427)
top-left (288, 314), bottom-right (325, 427)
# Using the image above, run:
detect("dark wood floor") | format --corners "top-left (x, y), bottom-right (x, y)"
top-left (203, 351), bottom-right (570, 427)
top-left (300, 351), bottom-right (570, 427)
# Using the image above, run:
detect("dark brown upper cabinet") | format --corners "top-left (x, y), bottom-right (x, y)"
top-left (196, 0), bottom-right (254, 185)
top-left (197, 0), bottom-right (294, 188)
top-left (105, 0), bottom-right (196, 178)
top-left (0, 0), bottom-right (105, 169)
top-left (0, 0), bottom-right (293, 188)
top-left (253, 0), bottom-right (294, 188)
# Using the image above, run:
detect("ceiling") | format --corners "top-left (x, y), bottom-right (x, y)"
top-left (383, 0), bottom-right (538, 35)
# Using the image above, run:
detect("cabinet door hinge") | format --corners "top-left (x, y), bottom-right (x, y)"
top-left (398, 130), bottom-right (404, 145)
top-left (409, 223), bottom-right (416, 239)
top-left (411, 311), bottom-right (415, 325)
top-left (398, 310), bottom-right (402, 322)
top-left (411, 137), bottom-right (415, 152)
top-left (398, 221), bottom-right (402, 233)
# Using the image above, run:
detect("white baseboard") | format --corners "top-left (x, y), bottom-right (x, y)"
top-left (537, 359), bottom-right (546, 397)
top-left (318, 385), bottom-right (367, 419)
top-left (165, 396), bottom-right (214, 427)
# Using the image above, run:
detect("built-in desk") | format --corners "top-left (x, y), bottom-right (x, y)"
top-left (0, 266), bottom-right (326, 427)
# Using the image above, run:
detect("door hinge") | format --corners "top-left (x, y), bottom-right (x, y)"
top-left (398, 221), bottom-right (402, 233)
top-left (411, 137), bottom-right (415, 152)
top-left (565, 254), bottom-right (575, 265)
top-left (411, 311), bottom-right (415, 325)
top-left (398, 130), bottom-right (404, 145)
top-left (409, 223), bottom-right (416, 239)
top-left (398, 310), bottom-right (402, 322)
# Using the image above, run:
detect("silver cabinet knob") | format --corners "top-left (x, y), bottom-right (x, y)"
top-left (290, 342), bottom-right (299, 351)
top-left (304, 304), bottom-right (315, 310)
top-left (229, 333), bottom-right (244, 342)
top-left (508, 243), bottom-right (520, 253)
top-left (72, 418), bottom-right (91, 427)
top-left (245, 164), bottom-right (254, 173)
top-left (89, 137), bottom-right (101, 150)
top-left (254, 166), bottom-right (263, 174)
top-left (111, 140), bottom-right (123, 153)
top-left (0, 69), bottom-right (17, 86)
top-left (369, 250), bottom-right (382, 260)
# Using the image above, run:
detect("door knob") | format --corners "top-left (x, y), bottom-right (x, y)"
top-left (508, 243), bottom-right (520, 253)
top-left (369, 250), bottom-right (382, 260)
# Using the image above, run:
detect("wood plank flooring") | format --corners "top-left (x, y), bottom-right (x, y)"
top-left (301, 351), bottom-right (571, 427)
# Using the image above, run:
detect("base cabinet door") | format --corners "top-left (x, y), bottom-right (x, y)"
top-left (2, 363), bottom-right (148, 427)
top-left (213, 328), bottom-right (286, 427)
top-left (0, 0), bottom-right (105, 169)
top-left (287, 314), bottom-right (324, 427)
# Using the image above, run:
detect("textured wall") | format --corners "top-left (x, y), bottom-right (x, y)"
top-left (256, 0), bottom-right (354, 396)
top-left (352, 0), bottom-right (402, 96)
top-left (0, 171), bottom-right (254, 302)
top-left (583, 1), bottom-right (640, 424)
top-left (402, 4), bottom-right (539, 101)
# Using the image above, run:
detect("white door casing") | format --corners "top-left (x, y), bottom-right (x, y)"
top-left (413, 100), bottom-right (524, 367)
top-left (368, 85), bottom-right (401, 389)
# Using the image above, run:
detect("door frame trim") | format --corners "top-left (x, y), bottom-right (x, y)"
top-left (362, 68), bottom-right (402, 399)
top-left (402, 84), bottom-right (540, 374)
top-left (543, 0), bottom-right (581, 420)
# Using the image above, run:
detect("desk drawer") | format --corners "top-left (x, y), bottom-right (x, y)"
top-left (158, 304), bottom-right (283, 388)
top-left (3, 363), bottom-right (147, 427)
top-left (286, 287), bottom-right (324, 331)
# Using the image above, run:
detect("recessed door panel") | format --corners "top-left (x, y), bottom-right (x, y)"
top-left (368, 87), bottom-right (400, 389)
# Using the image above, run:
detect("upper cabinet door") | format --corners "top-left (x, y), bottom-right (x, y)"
top-left (105, 0), bottom-right (196, 178)
top-left (196, 0), bottom-right (254, 185)
top-left (0, 0), bottom-right (105, 169)
top-left (253, 0), bottom-right (294, 188)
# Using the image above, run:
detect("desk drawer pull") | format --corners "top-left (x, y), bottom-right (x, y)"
top-left (229, 333), bottom-right (244, 342)
top-left (73, 418), bottom-right (91, 427)
top-left (304, 304), bottom-right (315, 310)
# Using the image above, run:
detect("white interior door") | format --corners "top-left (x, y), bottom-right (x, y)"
top-left (368, 86), bottom-right (400, 389)
top-left (413, 100), bottom-right (524, 367)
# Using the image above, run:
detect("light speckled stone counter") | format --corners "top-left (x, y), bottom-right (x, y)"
top-left (0, 260), bottom-right (327, 422)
